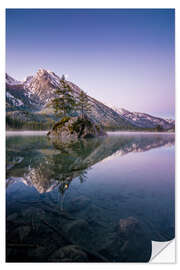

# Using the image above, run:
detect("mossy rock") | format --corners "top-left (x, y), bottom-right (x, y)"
top-left (52, 116), bottom-right (70, 131)
top-left (47, 116), bottom-right (107, 141)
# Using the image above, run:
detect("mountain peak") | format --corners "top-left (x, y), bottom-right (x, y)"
top-left (36, 68), bottom-right (48, 75)
top-left (36, 69), bottom-right (61, 78)
top-left (24, 69), bottom-right (61, 100)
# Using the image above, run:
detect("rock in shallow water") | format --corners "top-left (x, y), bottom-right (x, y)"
top-left (100, 216), bottom-right (152, 262)
top-left (49, 245), bottom-right (88, 262)
top-left (67, 195), bottom-right (91, 212)
top-left (118, 216), bottom-right (140, 236)
top-left (17, 225), bottom-right (31, 242)
top-left (7, 212), bottom-right (19, 222)
top-left (63, 218), bottom-right (93, 247)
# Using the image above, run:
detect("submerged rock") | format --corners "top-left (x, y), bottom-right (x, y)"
top-left (49, 245), bottom-right (88, 262)
top-left (17, 225), bottom-right (31, 242)
top-left (67, 195), bottom-right (91, 212)
top-left (118, 216), bottom-right (140, 236)
top-left (63, 218), bottom-right (92, 246)
top-left (7, 212), bottom-right (19, 222)
top-left (100, 216), bottom-right (152, 262)
top-left (47, 116), bottom-right (107, 141)
top-left (28, 246), bottom-right (52, 262)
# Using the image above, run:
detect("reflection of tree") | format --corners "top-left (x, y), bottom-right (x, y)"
top-left (57, 165), bottom-right (90, 210)
top-left (79, 169), bottom-right (89, 183)
top-left (58, 178), bottom-right (71, 211)
top-left (7, 134), bottom-right (175, 200)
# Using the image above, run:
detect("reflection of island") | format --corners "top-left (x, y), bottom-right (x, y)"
top-left (6, 134), bottom-right (174, 197)
top-left (6, 133), bottom-right (175, 261)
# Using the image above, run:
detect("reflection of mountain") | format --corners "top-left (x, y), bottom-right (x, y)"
top-left (6, 134), bottom-right (174, 194)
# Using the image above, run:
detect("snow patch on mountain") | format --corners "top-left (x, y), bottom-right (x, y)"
top-left (23, 76), bottom-right (33, 88)
top-left (6, 92), bottom-right (24, 106)
top-left (112, 107), bottom-right (174, 130)
top-left (112, 107), bottom-right (130, 116)
top-left (6, 73), bottom-right (22, 86)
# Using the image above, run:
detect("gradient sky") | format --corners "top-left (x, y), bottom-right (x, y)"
top-left (6, 9), bottom-right (175, 118)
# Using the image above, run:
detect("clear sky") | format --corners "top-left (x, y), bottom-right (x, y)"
top-left (6, 9), bottom-right (175, 118)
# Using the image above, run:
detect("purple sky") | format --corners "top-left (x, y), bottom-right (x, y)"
top-left (6, 9), bottom-right (175, 118)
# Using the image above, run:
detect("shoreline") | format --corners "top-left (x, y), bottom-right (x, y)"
top-left (6, 130), bottom-right (175, 136)
top-left (6, 130), bottom-right (48, 136)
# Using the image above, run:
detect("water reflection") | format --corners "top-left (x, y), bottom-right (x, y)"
top-left (7, 134), bottom-right (174, 192)
top-left (6, 133), bottom-right (175, 262)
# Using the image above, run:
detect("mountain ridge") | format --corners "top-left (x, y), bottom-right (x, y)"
top-left (6, 69), bottom-right (175, 131)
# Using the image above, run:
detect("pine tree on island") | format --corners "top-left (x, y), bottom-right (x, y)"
top-left (47, 74), bottom-right (107, 139)
top-left (50, 75), bottom-right (76, 119)
top-left (77, 90), bottom-right (92, 119)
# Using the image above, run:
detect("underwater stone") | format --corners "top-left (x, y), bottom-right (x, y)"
top-left (49, 245), bottom-right (88, 262)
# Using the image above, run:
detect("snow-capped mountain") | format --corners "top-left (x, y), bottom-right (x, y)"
top-left (6, 72), bottom-right (41, 112)
top-left (26, 69), bottom-right (60, 102)
top-left (112, 107), bottom-right (175, 130)
top-left (6, 69), bottom-right (133, 129)
top-left (6, 69), bottom-right (175, 131)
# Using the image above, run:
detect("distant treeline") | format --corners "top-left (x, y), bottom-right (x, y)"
top-left (6, 115), bottom-right (173, 132)
top-left (6, 116), bottom-right (54, 130)
top-left (103, 124), bottom-right (173, 132)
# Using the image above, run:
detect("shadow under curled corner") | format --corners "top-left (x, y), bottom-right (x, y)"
top-left (150, 240), bottom-right (175, 263)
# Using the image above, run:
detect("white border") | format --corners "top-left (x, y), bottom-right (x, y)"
top-left (0, 0), bottom-right (179, 268)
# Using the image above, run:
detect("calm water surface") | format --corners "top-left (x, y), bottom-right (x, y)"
top-left (6, 132), bottom-right (175, 262)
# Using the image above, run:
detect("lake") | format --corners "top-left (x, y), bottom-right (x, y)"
top-left (6, 132), bottom-right (175, 262)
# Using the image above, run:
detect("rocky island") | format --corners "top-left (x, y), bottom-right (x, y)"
top-left (46, 75), bottom-right (107, 141)
top-left (47, 116), bottom-right (106, 140)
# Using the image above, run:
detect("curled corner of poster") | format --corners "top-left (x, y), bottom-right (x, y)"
top-left (150, 239), bottom-right (175, 263)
